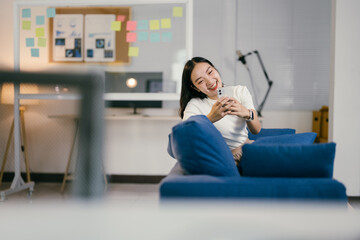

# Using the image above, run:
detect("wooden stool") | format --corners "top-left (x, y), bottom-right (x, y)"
top-left (60, 118), bottom-right (107, 193)
top-left (0, 106), bottom-right (31, 186)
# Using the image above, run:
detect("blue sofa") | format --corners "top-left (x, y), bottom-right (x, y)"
top-left (160, 115), bottom-right (347, 202)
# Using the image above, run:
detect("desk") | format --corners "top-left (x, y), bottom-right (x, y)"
top-left (1, 90), bottom-right (179, 200)
top-left (0, 93), bottom-right (80, 201)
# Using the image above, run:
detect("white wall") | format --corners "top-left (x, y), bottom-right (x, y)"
top-left (330, 0), bottom-right (360, 196)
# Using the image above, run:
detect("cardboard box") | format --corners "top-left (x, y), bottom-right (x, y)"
top-left (312, 111), bottom-right (321, 142)
top-left (320, 108), bottom-right (329, 139)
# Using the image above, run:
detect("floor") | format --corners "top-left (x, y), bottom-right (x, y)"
top-left (1, 183), bottom-right (360, 239)
top-left (1, 182), bottom-right (359, 210)
top-left (0, 182), bottom-right (160, 207)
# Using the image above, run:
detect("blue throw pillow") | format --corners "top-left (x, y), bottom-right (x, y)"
top-left (253, 132), bottom-right (317, 145)
top-left (239, 143), bottom-right (336, 178)
top-left (248, 128), bottom-right (295, 141)
top-left (170, 115), bottom-right (240, 177)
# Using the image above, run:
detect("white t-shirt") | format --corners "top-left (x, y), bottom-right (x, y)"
top-left (183, 85), bottom-right (255, 150)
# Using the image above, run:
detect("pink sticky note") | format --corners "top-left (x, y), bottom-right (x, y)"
top-left (126, 21), bottom-right (137, 31)
top-left (126, 32), bottom-right (137, 42)
top-left (117, 15), bottom-right (126, 22)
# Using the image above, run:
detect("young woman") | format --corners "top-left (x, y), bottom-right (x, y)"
top-left (179, 57), bottom-right (261, 164)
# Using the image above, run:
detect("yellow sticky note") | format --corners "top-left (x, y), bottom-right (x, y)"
top-left (128, 47), bottom-right (139, 57)
top-left (161, 18), bottom-right (171, 29)
top-left (173, 7), bottom-right (183, 17)
top-left (111, 21), bottom-right (121, 31)
top-left (38, 38), bottom-right (46, 47)
top-left (35, 27), bottom-right (45, 37)
top-left (22, 20), bottom-right (31, 30)
top-left (149, 20), bottom-right (160, 30)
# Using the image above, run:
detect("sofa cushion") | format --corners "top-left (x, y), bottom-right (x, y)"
top-left (239, 143), bottom-right (336, 178)
top-left (170, 115), bottom-right (240, 177)
top-left (248, 128), bottom-right (295, 141)
top-left (253, 132), bottom-right (317, 145)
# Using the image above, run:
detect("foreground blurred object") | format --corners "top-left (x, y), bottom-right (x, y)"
top-left (0, 201), bottom-right (359, 239)
top-left (0, 71), bottom-right (105, 200)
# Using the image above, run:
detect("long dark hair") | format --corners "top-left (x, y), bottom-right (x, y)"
top-left (179, 57), bottom-right (218, 119)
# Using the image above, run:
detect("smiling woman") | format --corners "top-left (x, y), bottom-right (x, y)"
top-left (179, 56), bottom-right (261, 164)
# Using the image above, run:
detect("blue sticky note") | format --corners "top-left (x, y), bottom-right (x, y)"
top-left (22, 8), bottom-right (31, 18)
top-left (137, 20), bottom-right (149, 30)
top-left (26, 38), bottom-right (35, 47)
top-left (31, 48), bottom-right (39, 57)
top-left (36, 16), bottom-right (45, 25)
top-left (47, 8), bottom-right (56, 18)
top-left (162, 32), bottom-right (172, 42)
top-left (138, 32), bottom-right (148, 41)
top-left (150, 32), bottom-right (160, 43)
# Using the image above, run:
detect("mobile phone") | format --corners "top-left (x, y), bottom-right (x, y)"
top-left (217, 86), bottom-right (233, 98)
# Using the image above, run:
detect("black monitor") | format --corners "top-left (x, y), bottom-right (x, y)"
top-left (104, 72), bottom-right (163, 114)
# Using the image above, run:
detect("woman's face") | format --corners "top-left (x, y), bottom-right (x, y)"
top-left (190, 62), bottom-right (222, 100)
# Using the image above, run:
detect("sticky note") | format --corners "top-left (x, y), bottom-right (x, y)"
top-left (149, 20), bottom-right (160, 30)
top-left (117, 15), bottom-right (126, 22)
top-left (128, 47), bottom-right (139, 57)
top-left (161, 18), bottom-right (171, 29)
top-left (173, 7), bottom-right (183, 17)
top-left (36, 16), bottom-right (45, 25)
top-left (126, 32), bottom-right (137, 42)
top-left (150, 32), bottom-right (160, 42)
top-left (22, 8), bottom-right (31, 18)
top-left (138, 32), bottom-right (148, 42)
top-left (26, 38), bottom-right (34, 47)
top-left (22, 20), bottom-right (31, 30)
top-left (126, 21), bottom-right (137, 31)
top-left (35, 27), bottom-right (45, 37)
top-left (47, 8), bottom-right (56, 18)
top-left (31, 48), bottom-right (39, 57)
top-left (111, 21), bottom-right (121, 31)
top-left (137, 20), bottom-right (148, 30)
top-left (38, 38), bottom-right (46, 47)
top-left (162, 32), bottom-right (172, 42)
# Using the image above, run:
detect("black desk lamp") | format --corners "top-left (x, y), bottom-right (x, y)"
top-left (236, 50), bottom-right (273, 117)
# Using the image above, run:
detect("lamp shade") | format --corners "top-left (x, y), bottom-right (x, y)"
top-left (1, 83), bottom-right (39, 105)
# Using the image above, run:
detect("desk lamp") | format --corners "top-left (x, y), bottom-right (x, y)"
top-left (0, 83), bottom-right (39, 185)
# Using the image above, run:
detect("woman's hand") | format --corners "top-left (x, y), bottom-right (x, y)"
top-left (207, 96), bottom-right (232, 123)
top-left (227, 98), bottom-right (250, 118)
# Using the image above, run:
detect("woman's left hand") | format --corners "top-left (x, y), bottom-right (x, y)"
top-left (227, 98), bottom-right (250, 119)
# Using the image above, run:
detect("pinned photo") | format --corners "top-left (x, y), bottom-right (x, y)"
top-left (87, 49), bottom-right (94, 58)
top-left (75, 38), bottom-right (81, 48)
top-left (104, 50), bottom-right (113, 58)
top-left (65, 49), bottom-right (74, 57)
top-left (55, 38), bottom-right (65, 46)
top-left (96, 39), bottom-right (105, 48)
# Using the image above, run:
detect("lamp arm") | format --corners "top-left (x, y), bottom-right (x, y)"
top-left (236, 50), bottom-right (274, 117)
top-left (252, 50), bottom-right (273, 117)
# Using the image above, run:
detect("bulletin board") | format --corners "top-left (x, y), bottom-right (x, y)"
top-left (48, 7), bottom-right (131, 64)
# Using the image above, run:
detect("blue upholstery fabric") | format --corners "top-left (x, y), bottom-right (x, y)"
top-left (248, 128), bottom-right (296, 140)
top-left (170, 115), bottom-right (240, 177)
top-left (159, 163), bottom-right (347, 201)
top-left (253, 132), bottom-right (317, 145)
top-left (239, 143), bottom-right (336, 178)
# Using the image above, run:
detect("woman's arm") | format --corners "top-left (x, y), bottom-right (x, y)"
top-left (227, 98), bottom-right (261, 134)
top-left (246, 109), bottom-right (261, 134)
